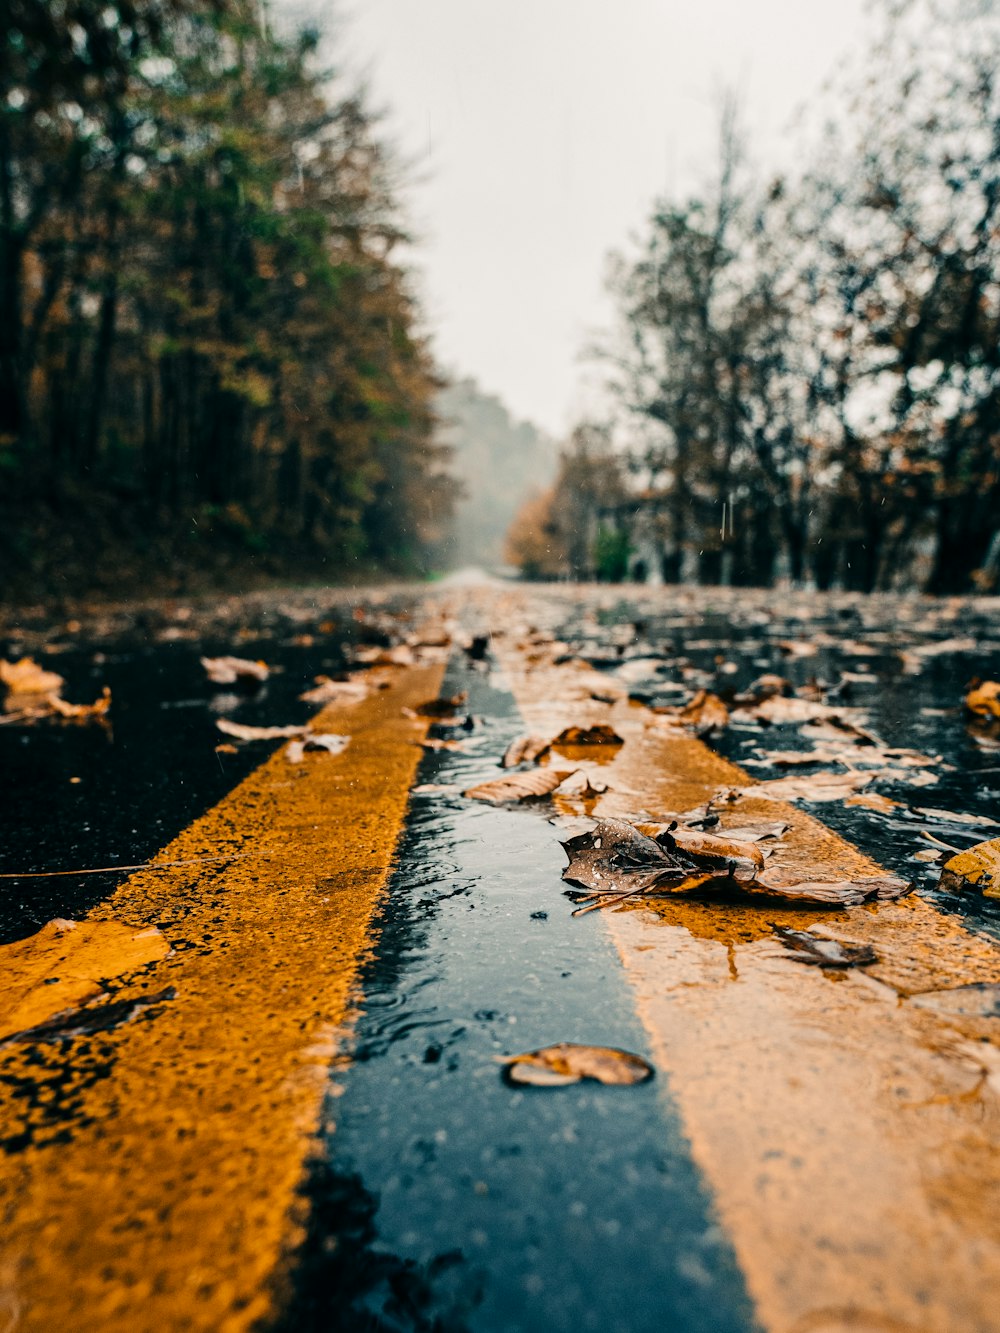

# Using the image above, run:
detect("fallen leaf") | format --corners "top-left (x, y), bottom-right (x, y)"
top-left (4, 988), bottom-right (176, 1046)
top-left (502, 734), bottom-right (551, 767)
top-left (939, 839), bottom-right (1000, 898)
top-left (731, 770), bottom-right (872, 802)
top-left (551, 724), bottom-right (624, 748)
top-left (0, 917), bottom-right (172, 1042)
top-left (636, 824), bottom-right (764, 879)
top-left (773, 927), bottom-right (878, 967)
top-left (464, 768), bottom-right (576, 805)
top-left (418, 737), bottom-right (469, 752)
top-left (845, 792), bottom-right (902, 814)
top-left (965, 680), bottom-right (1000, 720)
top-left (411, 782), bottom-right (461, 795)
top-left (216, 718), bottom-right (306, 742)
top-left (215, 742), bottom-right (239, 755)
top-left (0, 657), bottom-right (65, 695)
top-left (502, 1043), bottom-right (653, 1087)
top-left (286, 734), bottom-right (350, 763)
top-left (777, 639), bottom-right (818, 658)
top-left (200, 656), bottom-right (269, 685)
top-left (749, 868), bottom-right (912, 905)
top-left (562, 819), bottom-right (702, 896)
top-left (653, 689), bottom-right (729, 736)
top-left (299, 676), bottom-right (369, 705)
top-left (744, 697), bottom-right (857, 725)
top-left (909, 807), bottom-right (1000, 828)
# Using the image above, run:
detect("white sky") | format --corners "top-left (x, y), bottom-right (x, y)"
top-left (318, 1), bottom-right (874, 436)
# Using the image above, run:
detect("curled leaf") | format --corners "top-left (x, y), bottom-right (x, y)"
top-left (465, 768), bottom-right (575, 806)
top-left (502, 734), bottom-right (551, 767)
top-left (502, 1043), bottom-right (653, 1087)
top-left (654, 690), bottom-right (729, 736)
top-left (47, 686), bottom-right (112, 720)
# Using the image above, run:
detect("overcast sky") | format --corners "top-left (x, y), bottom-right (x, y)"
top-left (327, 1), bottom-right (874, 436)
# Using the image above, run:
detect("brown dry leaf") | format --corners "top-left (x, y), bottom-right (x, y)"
top-left (551, 724), bottom-right (624, 748)
top-left (299, 676), bottom-right (369, 705)
top-left (731, 770), bottom-right (872, 802)
top-left (939, 839), bottom-right (1000, 898)
top-left (200, 656), bottom-right (269, 686)
top-left (502, 734), bottom-right (551, 767)
top-left (464, 768), bottom-right (575, 805)
top-left (965, 680), bottom-right (1000, 720)
top-left (216, 718), bottom-right (306, 742)
top-left (0, 657), bottom-right (65, 695)
top-left (47, 686), bottom-right (112, 720)
top-left (749, 868), bottom-right (912, 906)
top-left (635, 824), bottom-right (764, 880)
top-left (418, 737), bottom-right (469, 752)
top-left (773, 927), bottom-right (878, 967)
top-left (502, 1043), bottom-right (653, 1087)
top-left (286, 734), bottom-right (350, 763)
top-left (0, 917), bottom-right (172, 1042)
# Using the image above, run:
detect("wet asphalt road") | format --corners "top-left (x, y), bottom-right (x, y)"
top-left (2, 579), bottom-right (1000, 1331)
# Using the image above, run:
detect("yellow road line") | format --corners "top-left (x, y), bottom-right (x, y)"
top-left (485, 587), bottom-right (1000, 1333)
top-left (0, 659), bottom-right (444, 1333)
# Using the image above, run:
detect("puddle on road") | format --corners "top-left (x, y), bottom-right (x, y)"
top-left (277, 664), bottom-right (757, 1333)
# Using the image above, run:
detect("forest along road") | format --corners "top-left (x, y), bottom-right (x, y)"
top-left (2, 580), bottom-right (1000, 1333)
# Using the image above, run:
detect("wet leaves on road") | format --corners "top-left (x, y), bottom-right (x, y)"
top-left (773, 928), bottom-right (878, 968)
top-left (502, 1042), bottom-right (654, 1087)
top-left (562, 818), bottom-right (912, 910)
top-left (2, 656), bottom-right (112, 724)
top-left (464, 768), bottom-right (576, 806)
top-left (939, 839), bottom-right (1000, 898)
